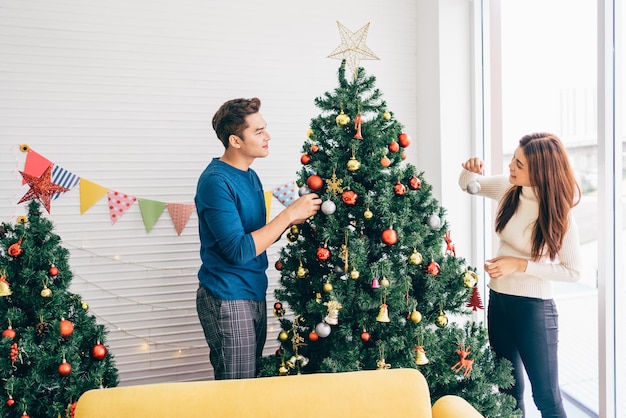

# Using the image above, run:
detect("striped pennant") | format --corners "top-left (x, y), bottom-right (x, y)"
top-left (52, 165), bottom-right (80, 199)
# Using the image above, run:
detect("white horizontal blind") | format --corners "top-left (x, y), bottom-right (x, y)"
top-left (0, 0), bottom-right (418, 385)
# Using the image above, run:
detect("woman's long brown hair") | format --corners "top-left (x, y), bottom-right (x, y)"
top-left (495, 133), bottom-right (581, 261)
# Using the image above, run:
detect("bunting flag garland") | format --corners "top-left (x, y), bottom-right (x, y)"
top-left (167, 203), bottom-right (195, 236)
top-left (138, 198), bottom-right (167, 232)
top-left (273, 181), bottom-right (298, 207)
top-left (79, 178), bottom-right (109, 214)
top-left (51, 165), bottom-right (80, 199)
top-left (107, 190), bottom-right (137, 224)
top-left (21, 148), bottom-right (52, 184)
top-left (14, 146), bottom-right (281, 236)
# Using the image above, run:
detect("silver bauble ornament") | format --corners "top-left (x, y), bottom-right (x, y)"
top-left (321, 200), bottom-right (336, 215)
top-left (467, 181), bottom-right (481, 195)
top-left (315, 322), bottom-right (331, 338)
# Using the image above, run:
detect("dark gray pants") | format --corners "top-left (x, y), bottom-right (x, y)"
top-left (488, 290), bottom-right (567, 418)
top-left (196, 286), bottom-right (267, 380)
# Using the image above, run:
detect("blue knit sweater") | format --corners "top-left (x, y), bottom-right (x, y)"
top-left (195, 158), bottom-right (268, 301)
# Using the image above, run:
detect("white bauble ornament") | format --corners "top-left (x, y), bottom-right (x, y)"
top-left (321, 200), bottom-right (336, 215)
top-left (467, 181), bottom-right (481, 195)
top-left (315, 322), bottom-right (331, 338)
top-left (299, 185), bottom-right (311, 196)
top-left (427, 214), bottom-right (441, 229)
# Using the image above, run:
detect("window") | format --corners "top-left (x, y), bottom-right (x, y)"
top-left (486, 0), bottom-right (623, 416)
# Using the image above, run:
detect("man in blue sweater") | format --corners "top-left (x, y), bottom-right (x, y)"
top-left (195, 97), bottom-right (321, 380)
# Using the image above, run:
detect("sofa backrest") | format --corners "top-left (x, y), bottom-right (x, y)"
top-left (74, 368), bottom-right (433, 418)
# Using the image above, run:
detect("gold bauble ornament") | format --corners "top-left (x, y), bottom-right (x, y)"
top-left (307, 128), bottom-right (313, 139)
top-left (380, 277), bottom-right (390, 288)
top-left (278, 330), bottom-right (289, 342)
top-left (40, 286), bottom-right (52, 298)
top-left (350, 269), bottom-right (360, 280)
top-left (463, 270), bottom-right (478, 288)
top-left (336, 111), bottom-right (350, 126)
top-left (296, 264), bottom-right (307, 279)
top-left (409, 249), bottom-right (423, 265)
top-left (81, 301), bottom-right (90, 311)
top-left (409, 309), bottom-right (422, 324)
top-left (383, 111), bottom-right (391, 121)
top-left (323, 282), bottom-right (333, 293)
top-left (347, 157), bottom-right (361, 171)
top-left (363, 208), bottom-right (373, 220)
top-left (435, 310), bottom-right (449, 328)
top-left (290, 225), bottom-right (299, 234)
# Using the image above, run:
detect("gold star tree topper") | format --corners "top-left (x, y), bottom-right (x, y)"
top-left (327, 21), bottom-right (379, 79)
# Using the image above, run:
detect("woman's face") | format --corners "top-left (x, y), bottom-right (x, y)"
top-left (508, 146), bottom-right (532, 187)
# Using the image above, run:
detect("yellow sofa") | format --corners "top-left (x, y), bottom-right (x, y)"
top-left (74, 368), bottom-right (483, 418)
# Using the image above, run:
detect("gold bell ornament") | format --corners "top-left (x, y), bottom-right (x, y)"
top-left (296, 261), bottom-right (307, 279)
top-left (414, 345), bottom-right (429, 365)
top-left (376, 304), bottom-right (390, 323)
top-left (0, 275), bottom-right (12, 297)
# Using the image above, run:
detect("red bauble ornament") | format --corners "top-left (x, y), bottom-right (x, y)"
top-left (306, 174), bottom-right (323, 191)
top-left (58, 360), bottom-right (72, 376)
top-left (381, 228), bottom-right (398, 245)
top-left (393, 180), bottom-right (406, 196)
top-left (360, 331), bottom-right (371, 342)
top-left (388, 141), bottom-right (400, 153)
top-left (6, 395), bottom-right (15, 407)
top-left (49, 265), bottom-right (58, 276)
top-left (308, 330), bottom-right (319, 341)
top-left (91, 343), bottom-right (108, 361)
top-left (2, 326), bottom-right (16, 340)
top-left (316, 246), bottom-right (331, 262)
top-left (274, 302), bottom-right (283, 310)
top-left (8, 240), bottom-right (22, 257)
top-left (341, 190), bottom-right (358, 205)
top-left (427, 260), bottom-right (441, 276)
top-left (310, 144), bottom-right (319, 153)
top-left (409, 176), bottom-right (422, 190)
top-left (398, 132), bottom-right (411, 147)
top-left (59, 319), bottom-right (74, 338)
top-left (274, 260), bottom-right (282, 270)
top-left (300, 154), bottom-right (311, 165)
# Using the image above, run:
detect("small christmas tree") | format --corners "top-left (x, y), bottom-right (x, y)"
top-left (0, 200), bottom-right (118, 418)
top-left (258, 62), bottom-right (519, 417)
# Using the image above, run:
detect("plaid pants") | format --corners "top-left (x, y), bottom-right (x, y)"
top-left (196, 285), bottom-right (267, 380)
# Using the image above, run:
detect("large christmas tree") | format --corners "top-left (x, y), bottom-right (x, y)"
top-left (258, 61), bottom-right (519, 417)
top-left (0, 200), bottom-right (118, 418)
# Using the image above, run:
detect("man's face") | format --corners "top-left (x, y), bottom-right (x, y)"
top-left (236, 112), bottom-right (271, 159)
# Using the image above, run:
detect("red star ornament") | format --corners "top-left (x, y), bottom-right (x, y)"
top-left (18, 165), bottom-right (69, 213)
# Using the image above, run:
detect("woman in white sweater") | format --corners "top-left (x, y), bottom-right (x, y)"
top-left (459, 133), bottom-right (582, 418)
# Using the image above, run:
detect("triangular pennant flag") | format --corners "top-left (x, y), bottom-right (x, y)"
top-left (51, 165), bottom-right (80, 199)
top-left (166, 203), bottom-right (195, 236)
top-left (138, 198), bottom-right (166, 232)
top-left (272, 181), bottom-right (298, 207)
top-left (264, 190), bottom-right (273, 223)
top-left (107, 190), bottom-right (137, 225)
top-left (22, 149), bottom-right (52, 184)
top-left (79, 178), bottom-right (109, 214)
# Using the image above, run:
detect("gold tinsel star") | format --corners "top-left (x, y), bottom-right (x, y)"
top-left (327, 21), bottom-right (380, 79)
top-left (18, 165), bottom-right (69, 213)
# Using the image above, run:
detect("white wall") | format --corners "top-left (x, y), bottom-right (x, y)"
top-left (0, 0), bottom-right (474, 385)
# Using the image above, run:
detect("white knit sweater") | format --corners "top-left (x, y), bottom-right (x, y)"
top-left (459, 170), bottom-right (582, 299)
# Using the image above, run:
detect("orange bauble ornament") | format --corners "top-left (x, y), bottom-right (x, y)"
top-left (388, 141), bottom-right (399, 153)
top-left (306, 174), bottom-right (323, 191)
top-left (380, 156), bottom-right (391, 167)
top-left (300, 154), bottom-right (311, 165)
top-left (58, 359), bottom-right (72, 376)
top-left (91, 343), bottom-right (108, 360)
top-left (398, 132), bottom-right (411, 147)
top-left (308, 330), bottom-right (319, 342)
top-left (59, 319), bottom-right (74, 337)
top-left (2, 326), bottom-right (16, 340)
top-left (381, 228), bottom-right (398, 245)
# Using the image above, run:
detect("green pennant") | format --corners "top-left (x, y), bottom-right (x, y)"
top-left (138, 198), bottom-right (166, 232)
